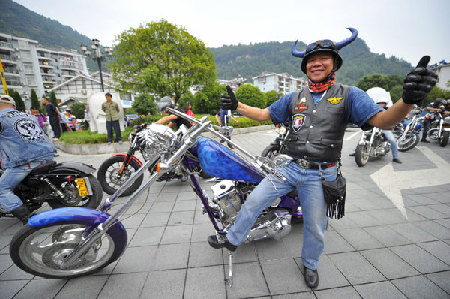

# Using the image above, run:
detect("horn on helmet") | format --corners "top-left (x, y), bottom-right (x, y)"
top-left (291, 40), bottom-right (306, 58)
top-left (335, 27), bottom-right (358, 49)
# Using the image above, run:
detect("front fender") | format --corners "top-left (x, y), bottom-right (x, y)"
top-left (27, 207), bottom-right (127, 265)
top-left (29, 207), bottom-right (114, 228)
top-left (112, 153), bottom-right (142, 167)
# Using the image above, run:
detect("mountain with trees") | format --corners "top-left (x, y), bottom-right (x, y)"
top-left (2, 0), bottom-right (413, 85)
top-left (210, 39), bottom-right (413, 85)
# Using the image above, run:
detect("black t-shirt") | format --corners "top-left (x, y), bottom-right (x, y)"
top-left (45, 103), bottom-right (58, 118)
top-left (170, 109), bottom-right (192, 129)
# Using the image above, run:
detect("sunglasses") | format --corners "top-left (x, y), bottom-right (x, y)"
top-left (306, 40), bottom-right (335, 52)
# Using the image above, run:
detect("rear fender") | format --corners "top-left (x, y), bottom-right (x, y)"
top-left (112, 153), bottom-right (143, 167)
top-left (52, 162), bottom-right (96, 176)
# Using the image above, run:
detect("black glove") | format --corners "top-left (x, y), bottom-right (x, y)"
top-left (402, 56), bottom-right (438, 105)
top-left (220, 85), bottom-right (239, 110)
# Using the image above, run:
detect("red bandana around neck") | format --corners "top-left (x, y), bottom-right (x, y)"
top-left (308, 74), bottom-right (337, 93)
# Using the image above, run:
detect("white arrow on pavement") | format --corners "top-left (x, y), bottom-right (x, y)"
top-left (370, 146), bottom-right (450, 218)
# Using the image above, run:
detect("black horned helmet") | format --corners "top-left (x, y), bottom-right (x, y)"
top-left (292, 28), bottom-right (358, 74)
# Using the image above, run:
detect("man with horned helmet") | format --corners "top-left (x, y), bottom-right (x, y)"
top-left (207, 28), bottom-right (438, 288)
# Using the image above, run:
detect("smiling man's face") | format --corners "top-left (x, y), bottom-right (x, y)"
top-left (306, 52), bottom-right (335, 82)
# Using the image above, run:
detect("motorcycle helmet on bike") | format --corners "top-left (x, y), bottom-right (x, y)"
top-left (367, 87), bottom-right (393, 108)
top-left (291, 28), bottom-right (358, 74)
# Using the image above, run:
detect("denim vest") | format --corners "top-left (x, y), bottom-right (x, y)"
top-left (0, 108), bottom-right (56, 169)
top-left (283, 83), bottom-right (349, 162)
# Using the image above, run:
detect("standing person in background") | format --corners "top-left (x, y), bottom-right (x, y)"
top-left (30, 107), bottom-right (47, 132)
top-left (215, 108), bottom-right (238, 146)
top-left (41, 98), bottom-right (61, 140)
top-left (102, 92), bottom-right (122, 144)
top-left (184, 102), bottom-right (194, 117)
top-left (59, 110), bottom-right (68, 132)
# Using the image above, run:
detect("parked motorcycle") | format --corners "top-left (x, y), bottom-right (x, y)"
top-left (261, 123), bottom-right (289, 158)
top-left (354, 127), bottom-right (391, 167)
top-left (9, 108), bottom-right (303, 280)
top-left (426, 111), bottom-right (450, 147)
top-left (394, 109), bottom-right (423, 152)
top-left (97, 123), bottom-right (211, 197)
top-left (0, 159), bottom-right (103, 217)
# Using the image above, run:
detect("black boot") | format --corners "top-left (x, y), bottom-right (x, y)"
top-left (304, 266), bottom-right (319, 288)
top-left (10, 205), bottom-right (31, 224)
top-left (208, 233), bottom-right (237, 251)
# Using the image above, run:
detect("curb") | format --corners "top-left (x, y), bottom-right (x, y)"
top-left (55, 125), bottom-right (275, 155)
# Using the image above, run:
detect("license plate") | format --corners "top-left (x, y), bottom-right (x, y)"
top-left (75, 178), bottom-right (89, 196)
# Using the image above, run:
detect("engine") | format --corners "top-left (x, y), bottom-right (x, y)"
top-left (135, 124), bottom-right (177, 161)
top-left (209, 180), bottom-right (292, 242)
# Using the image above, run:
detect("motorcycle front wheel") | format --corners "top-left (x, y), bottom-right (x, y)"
top-left (397, 134), bottom-right (419, 152)
top-left (97, 156), bottom-right (144, 196)
top-left (439, 131), bottom-right (449, 147)
top-left (48, 174), bottom-right (103, 209)
top-left (10, 223), bottom-right (123, 279)
top-left (261, 144), bottom-right (280, 159)
top-left (355, 144), bottom-right (369, 167)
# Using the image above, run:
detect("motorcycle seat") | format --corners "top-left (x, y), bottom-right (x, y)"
top-left (29, 161), bottom-right (57, 175)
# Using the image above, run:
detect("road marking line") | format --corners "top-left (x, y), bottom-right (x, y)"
top-left (345, 130), bottom-right (361, 141)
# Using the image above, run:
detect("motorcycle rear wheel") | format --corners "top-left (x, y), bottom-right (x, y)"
top-left (439, 131), bottom-right (449, 147)
top-left (97, 156), bottom-right (144, 196)
top-left (397, 134), bottom-right (419, 152)
top-left (48, 175), bottom-right (102, 209)
top-left (355, 144), bottom-right (369, 167)
top-left (10, 223), bottom-right (122, 279)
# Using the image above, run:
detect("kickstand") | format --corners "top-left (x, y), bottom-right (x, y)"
top-left (224, 250), bottom-right (233, 288)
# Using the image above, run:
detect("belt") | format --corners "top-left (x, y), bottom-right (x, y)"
top-left (293, 159), bottom-right (336, 170)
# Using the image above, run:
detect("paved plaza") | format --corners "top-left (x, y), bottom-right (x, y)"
top-left (1, 127), bottom-right (450, 298)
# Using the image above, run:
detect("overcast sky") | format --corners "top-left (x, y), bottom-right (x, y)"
top-left (13, 0), bottom-right (450, 66)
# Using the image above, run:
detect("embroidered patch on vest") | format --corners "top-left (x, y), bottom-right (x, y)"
top-left (292, 114), bottom-right (305, 132)
top-left (294, 103), bottom-right (308, 113)
top-left (14, 119), bottom-right (43, 142)
top-left (327, 97), bottom-right (343, 104)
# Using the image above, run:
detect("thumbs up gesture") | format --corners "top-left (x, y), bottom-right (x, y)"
top-left (402, 56), bottom-right (438, 104)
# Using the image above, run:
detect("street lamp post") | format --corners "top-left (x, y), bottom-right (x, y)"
top-left (80, 39), bottom-right (112, 92)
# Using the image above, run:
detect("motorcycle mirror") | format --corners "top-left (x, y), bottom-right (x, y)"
top-left (157, 96), bottom-right (174, 113)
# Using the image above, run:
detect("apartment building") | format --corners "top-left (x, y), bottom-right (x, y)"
top-left (430, 61), bottom-right (450, 91)
top-left (253, 72), bottom-right (306, 94)
top-left (0, 32), bottom-right (87, 106)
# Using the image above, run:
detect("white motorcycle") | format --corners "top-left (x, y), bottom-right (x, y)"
top-left (354, 127), bottom-right (391, 167)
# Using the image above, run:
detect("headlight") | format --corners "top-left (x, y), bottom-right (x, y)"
top-left (279, 126), bottom-right (287, 135)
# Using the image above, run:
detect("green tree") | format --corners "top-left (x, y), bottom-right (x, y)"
top-left (389, 85), bottom-right (403, 103)
top-left (265, 90), bottom-right (282, 106)
top-left (49, 91), bottom-right (58, 107)
top-left (235, 84), bottom-right (266, 108)
top-left (70, 103), bottom-right (86, 119)
top-left (201, 82), bottom-right (226, 114)
top-left (177, 91), bottom-right (194, 112)
top-left (30, 89), bottom-right (40, 109)
top-left (192, 91), bottom-right (209, 114)
top-left (9, 90), bottom-right (25, 111)
top-left (132, 94), bottom-right (157, 115)
top-left (426, 86), bottom-right (450, 106)
top-left (109, 19), bottom-right (217, 103)
top-left (356, 74), bottom-right (403, 92)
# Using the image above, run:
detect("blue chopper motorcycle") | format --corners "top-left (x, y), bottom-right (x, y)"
top-left (9, 107), bottom-right (302, 279)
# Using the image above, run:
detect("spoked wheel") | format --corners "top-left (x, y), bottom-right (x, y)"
top-left (97, 156), bottom-right (144, 196)
top-left (49, 175), bottom-right (103, 209)
top-left (10, 223), bottom-right (124, 279)
top-left (397, 134), bottom-right (418, 152)
top-left (355, 144), bottom-right (369, 167)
